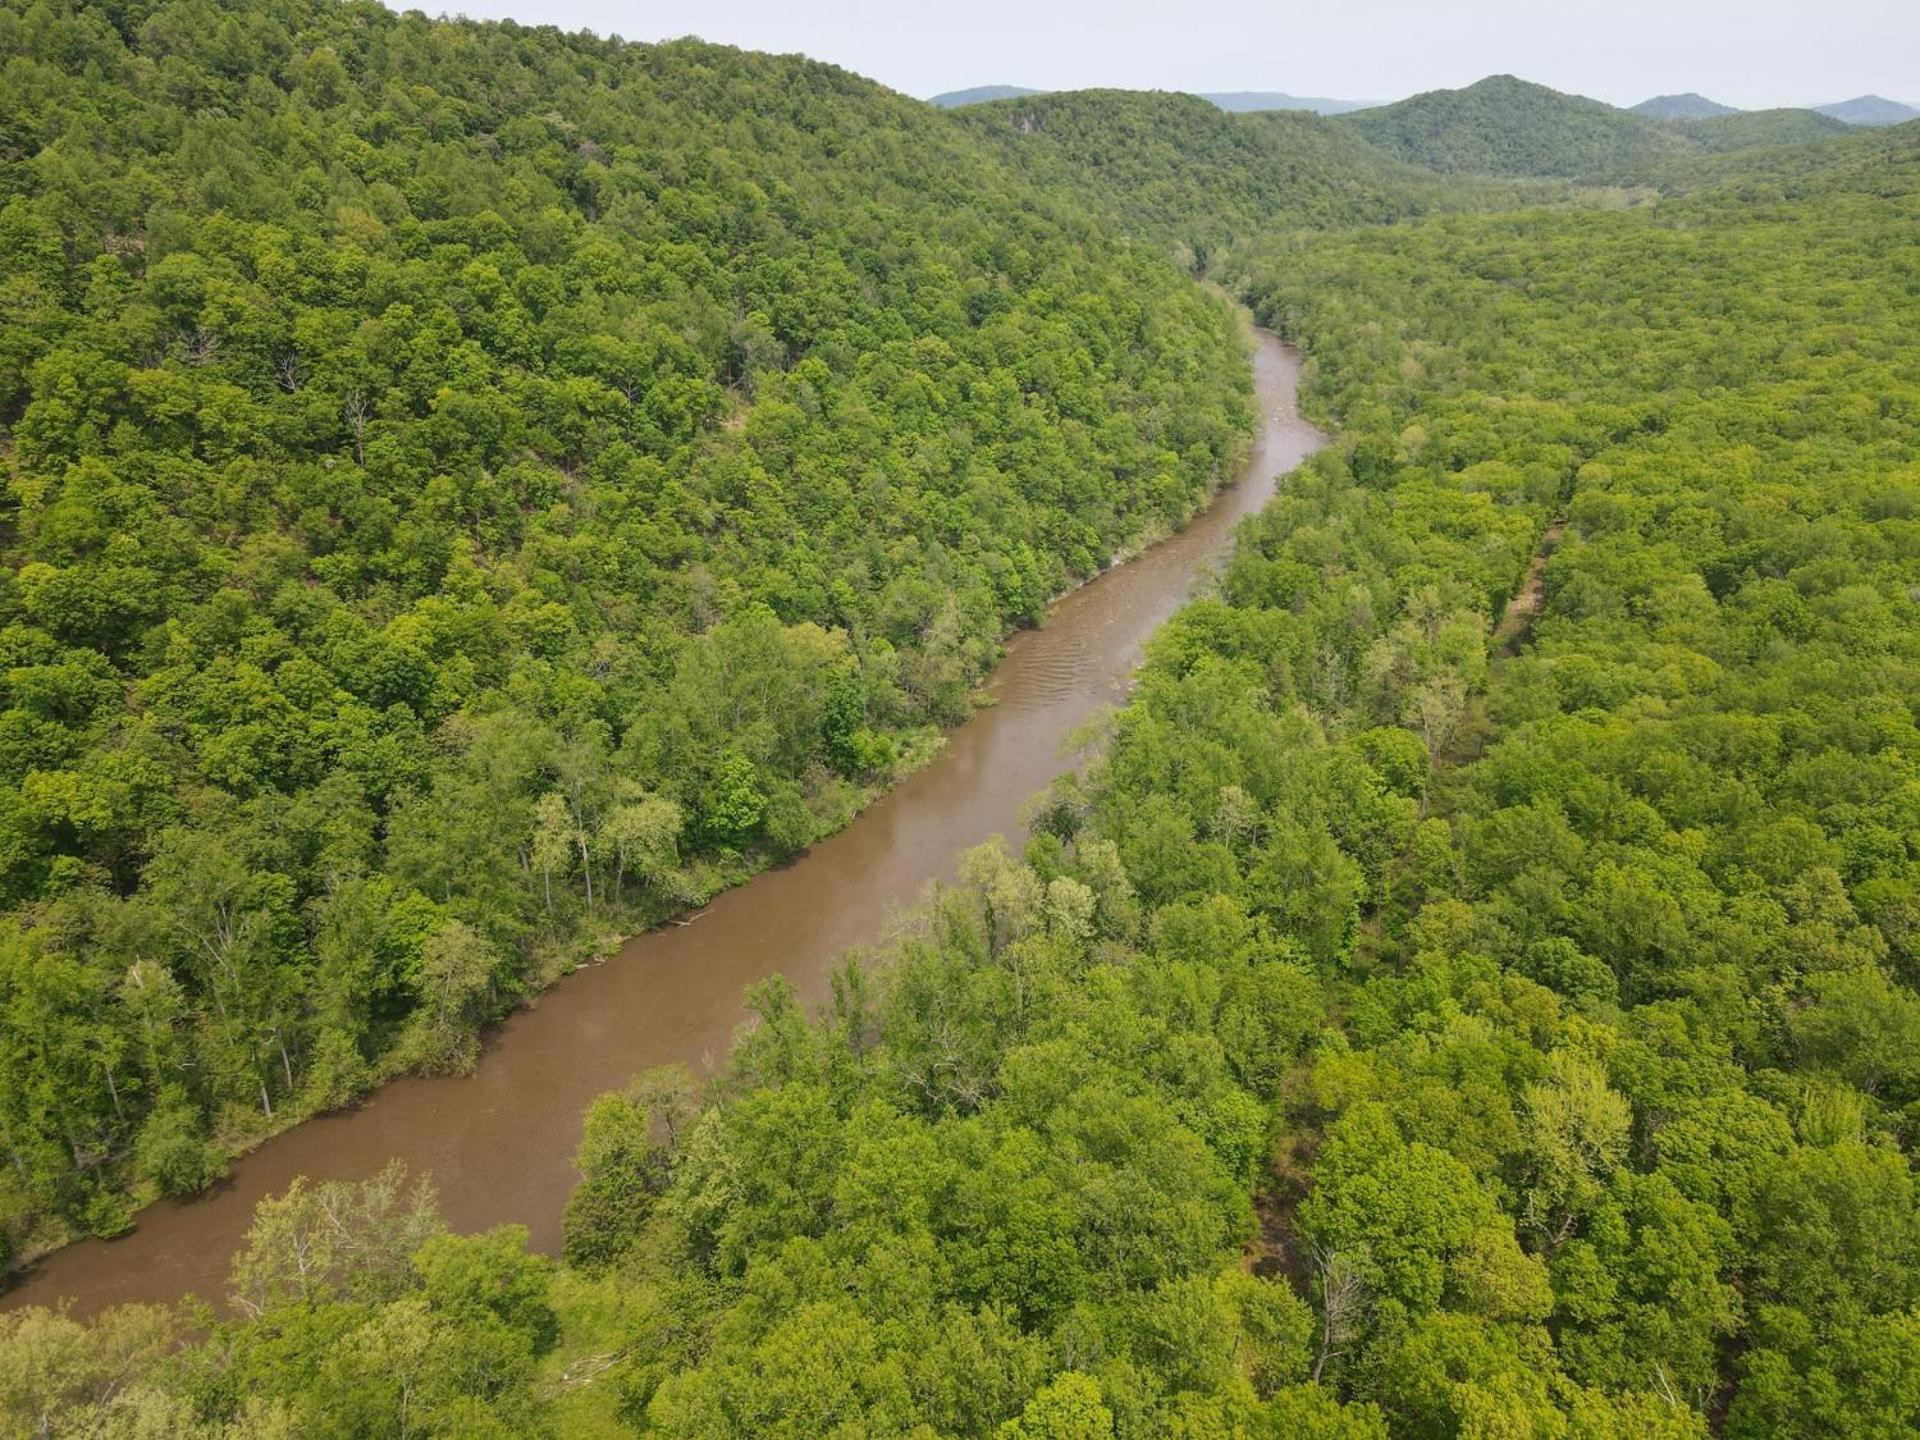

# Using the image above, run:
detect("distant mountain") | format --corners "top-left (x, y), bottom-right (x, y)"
top-left (928, 84), bottom-right (1043, 108)
top-left (950, 89), bottom-right (1544, 255)
top-left (1632, 92), bottom-right (1738, 119)
top-left (1339, 75), bottom-right (1693, 178)
top-left (932, 85), bottom-right (1373, 116)
top-left (1813, 95), bottom-right (1920, 126)
top-left (1201, 91), bottom-right (1374, 116)
top-left (1678, 108), bottom-right (1851, 152)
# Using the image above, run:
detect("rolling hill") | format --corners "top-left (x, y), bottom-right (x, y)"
top-left (1677, 107), bottom-right (1852, 151)
top-left (0, 3), bottom-right (1263, 1260)
top-left (1338, 74), bottom-right (1695, 176)
top-left (932, 84), bottom-right (1374, 115)
top-left (1200, 90), bottom-right (1375, 115)
top-left (1815, 94), bottom-right (1920, 125)
top-left (1340, 75), bottom-right (1888, 179)
top-left (951, 88), bottom-right (1550, 257)
top-left (927, 83), bottom-right (1042, 107)
top-left (6, 3), bottom-right (1920, 1436)
top-left (1632, 91), bottom-right (1738, 118)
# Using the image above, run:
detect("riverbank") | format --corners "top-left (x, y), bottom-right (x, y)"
top-left (3, 319), bottom-right (1324, 1321)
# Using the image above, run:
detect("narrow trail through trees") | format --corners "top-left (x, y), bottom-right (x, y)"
top-left (1251, 512), bottom-right (1568, 1291)
top-left (1492, 518), bottom-right (1567, 659)
top-left (1444, 516), bottom-right (1568, 768)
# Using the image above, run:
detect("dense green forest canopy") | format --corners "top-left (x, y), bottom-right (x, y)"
top-left (1216, 136), bottom-right (1920, 1437)
top-left (0, 0), bottom-right (1264, 1253)
top-left (1635, 114), bottom-right (1920, 194)
top-left (1630, 94), bottom-right (1737, 120)
top-left (1672, 108), bottom-right (1851, 153)
top-left (11, 121), bottom-right (1917, 1437)
top-left (4, 3), bottom-right (1920, 1436)
top-left (1336, 75), bottom-right (1865, 181)
top-left (954, 89), bottom-right (1550, 257)
top-left (1337, 76), bottom-right (1695, 176)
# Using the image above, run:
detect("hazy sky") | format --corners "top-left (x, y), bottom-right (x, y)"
top-left (424, 0), bottom-right (1917, 110)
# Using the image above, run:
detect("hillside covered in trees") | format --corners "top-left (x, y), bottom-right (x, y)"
top-left (1630, 93), bottom-right (1737, 119)
top-left (0, 0), bottom-right (1266, 1256)
top-left (4, 1), bottom-right (1920, 1436)
top-left (10, 117), bottom-right (1917, 1437)
top-left (1220, 133), bottom-right (1920, 1437)
top-left (1338, 75), bottom-right (1860, 180)
top-left (1338, 76), bottom-right (1695, 176)
top-left (1671, 108), bottom-right (1850, 152)
top-left (953, 89), bottom-right (1549, 258)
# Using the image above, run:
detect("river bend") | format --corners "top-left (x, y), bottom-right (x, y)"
top-left (3, 327), bottom-right (1325, 1318)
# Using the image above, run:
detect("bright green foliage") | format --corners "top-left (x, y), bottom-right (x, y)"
top-left (131, 1083), bottom-right (227, 1197)
top-left (0, 1167), bottom-right (557, 1437)
top-left (954, 89), bottom-right (1550, 258)
top-left (1214, 122), bottom-right (1920, 1434)
top-left (1338, 76), bottom-right (1696, 176)
top-left (0, 0), bottom-right (1257, 1244)
top-left (1340, 77), bottom-right (1862, 184)
top-left (1000, 1373), bottom-right (1115, 1438)
top-left (561, 1067), bottom-right (690, 1272)
top-left (5, 15), bottom-right (1919, 1440)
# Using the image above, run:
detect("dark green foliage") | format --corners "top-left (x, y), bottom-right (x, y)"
top-left (1674, 108), bottom-right (1851, 153)
top-left (1339, 75), bottom-right (1696, 176)
top-left (955, 89), bottom-right (1550, 258)
top-left (0, 0), bottom-right (1257, 1245)
top-left (560, 1067), bottom-right (688, 1272)
top-left (1336, 75), bottom-right (1861, 181)
top-left (4, 12), bottom-right (1919, 1439)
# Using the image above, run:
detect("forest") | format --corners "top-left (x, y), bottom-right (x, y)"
top-left (1335, 75), bottom-right (1868, 183)
top-left (0, 0), bottom-right (1255, 1253)
top-left (3, 0), bottom-right (1919, 1436)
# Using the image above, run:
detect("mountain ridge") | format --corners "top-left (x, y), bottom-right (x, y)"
top-left (950, 87), bottom-right (1549, 255)
top-left (1632, 91), bottom-right (1737, 118)
top-left (937, 82), bottom-right (1920, 131)
top-left (1197, 90), bottom-right (1376, 115)
top-left (1338, 73), bottom-right (1695, 177)
top-left (1814, 94), bottom-right (1920, 125)
top-left (1340, 74), bottom-right (1873, 178)
top-left (929, 83), bottom-right (1373, 115)
top-left (927, 83), bottom-right (1042, 107)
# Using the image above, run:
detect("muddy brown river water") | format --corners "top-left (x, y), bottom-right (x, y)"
top-left (3, 327), bottom-right (1324, 1319)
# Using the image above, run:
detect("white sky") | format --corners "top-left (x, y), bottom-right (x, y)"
top-left (419, 0), bottom-right (1917, 110)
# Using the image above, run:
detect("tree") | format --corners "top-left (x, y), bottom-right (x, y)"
top-left (599, 790), bottom-right (685, 910)
top-left (562, 1074), bottom-right (680, 1271)
top-left (230, 1162), bottom-right (444, 1319)
top-left (999, 1373), bottom-right (1115, 1440)
top-left (399, 921), bottom-right (500, 1074)
top-left (1519, 1051), bottom-right (1632, 1249)
top-left (134, 1085), bottom-right (226, 1197)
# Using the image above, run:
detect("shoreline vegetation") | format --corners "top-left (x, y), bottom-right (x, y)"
top-left (3, 1), bottom-right (1918, 1436)
top-left (0, 0), bottom-right (1257, 1268)
top-left (2, 303), bottom-right (1256, 1283)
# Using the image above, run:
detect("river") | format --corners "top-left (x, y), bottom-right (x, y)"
top-left (2, 326), bottom-right (1325, 1319)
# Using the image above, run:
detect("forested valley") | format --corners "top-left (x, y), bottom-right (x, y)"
top-left (3, 1), bottom-right (1919, 1437)
top-left (0, 0), bottom-right (1256, 1252)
